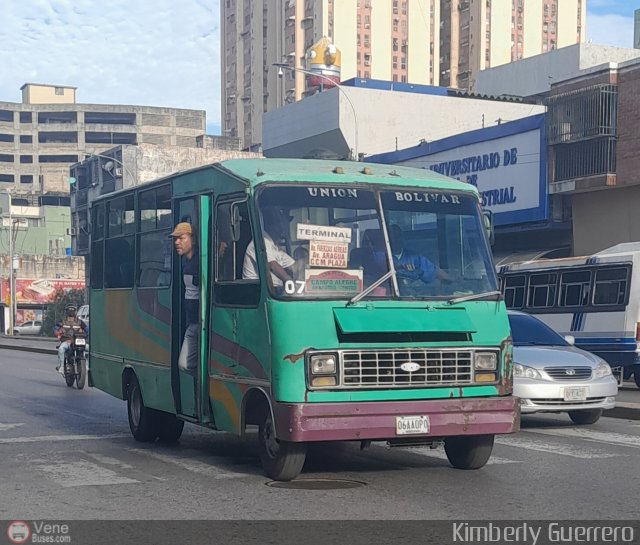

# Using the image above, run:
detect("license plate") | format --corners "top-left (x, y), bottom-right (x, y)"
top-left (75, 338), bottom-right (86, 346)
top-left (395, 415), bottom-right (430, 435)
top-left (564, 386), bottom-right (587, 401)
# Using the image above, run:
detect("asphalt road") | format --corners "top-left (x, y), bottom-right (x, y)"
top-left (1, 348), bottom-right (640, 521)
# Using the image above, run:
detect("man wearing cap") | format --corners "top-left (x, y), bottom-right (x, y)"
top-left (170, 222), bottom-right (199, 374)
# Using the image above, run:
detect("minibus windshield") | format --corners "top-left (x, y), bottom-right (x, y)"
top-left (255, 184), bottom-right (498, 300)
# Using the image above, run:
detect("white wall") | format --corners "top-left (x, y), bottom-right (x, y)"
top-left (263, 86), bottom-right (545, 158)
top-left (475, 43), bottom-right (640, 97)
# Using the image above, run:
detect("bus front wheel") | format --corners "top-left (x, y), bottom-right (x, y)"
top-left (444, 434), bottom-right (494, 469)
top-left (127, 375), bottom-right (159, 442)
top-left (258, 411), bottom-right (307, 481)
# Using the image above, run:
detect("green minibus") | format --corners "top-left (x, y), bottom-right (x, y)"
top-left (88, 158), bottom-right (519, 480)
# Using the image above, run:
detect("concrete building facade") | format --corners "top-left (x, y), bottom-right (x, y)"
top-left (0, 83), bottom-right (206, 197)
top-left (222, 0), bottom-right (584, 151)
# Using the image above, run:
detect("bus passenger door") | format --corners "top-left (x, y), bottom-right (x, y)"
top-left (209, 197), bottom-right (265, 432)
top-left (171, 196), bottom-right (211, 422)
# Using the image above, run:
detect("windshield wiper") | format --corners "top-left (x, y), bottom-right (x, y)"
top-left (447, 290), bottom-right (502, 305)
top-left (346, 270), bottom-right (396, 307)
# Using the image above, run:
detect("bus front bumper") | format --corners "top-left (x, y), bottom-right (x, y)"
top-left (272, 396), bottom-right (520, 443)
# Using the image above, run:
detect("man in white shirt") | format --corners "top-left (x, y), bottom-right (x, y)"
top-left (243, 208), bottom-right (295, 289)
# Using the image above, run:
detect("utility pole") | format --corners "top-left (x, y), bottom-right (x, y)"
top-left (8, 202), bottom-right (14, 336)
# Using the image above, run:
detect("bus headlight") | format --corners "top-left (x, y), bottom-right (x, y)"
top-left (310, 354), bottom-right (337, 374)
top-left (309, 353), bottom-right (339, 388)
top-left (475, 352), bottom-right (497, 370)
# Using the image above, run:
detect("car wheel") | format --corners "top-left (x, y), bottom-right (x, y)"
top-left (444, 434), bottom-right (495, 469)
top-left (568, 409), bottom-right (603, 425)
top-left (634, 371), bottom-right (640, 389)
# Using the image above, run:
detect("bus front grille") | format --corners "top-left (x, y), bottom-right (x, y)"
top-left (341, 349), bottom-right (474, 387)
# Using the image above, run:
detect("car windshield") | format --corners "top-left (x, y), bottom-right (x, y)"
top-left (255, 184), bottom-right (497, 300)
top-left (508, 313), bottom-right (568, 346)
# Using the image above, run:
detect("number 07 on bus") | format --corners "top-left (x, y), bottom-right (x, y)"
top-left (88, 158), bottom-right (519, 481)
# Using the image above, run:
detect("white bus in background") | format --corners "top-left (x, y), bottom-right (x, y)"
top-left (497, 242), bottom-right (640, 389)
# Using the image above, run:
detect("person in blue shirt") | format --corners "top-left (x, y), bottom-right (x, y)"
top-left (389, 224), bottom-right (451, 284)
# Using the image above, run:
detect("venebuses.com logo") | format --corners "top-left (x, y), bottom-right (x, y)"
top-left (6, 521), bottom-right (30, 544)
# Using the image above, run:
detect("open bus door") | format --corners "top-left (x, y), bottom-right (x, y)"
top-left (171, 195), bottom-right (212, 423)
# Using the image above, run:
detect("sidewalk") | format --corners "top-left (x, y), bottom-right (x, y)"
top-left (0, 334), bottom-right (57, 355)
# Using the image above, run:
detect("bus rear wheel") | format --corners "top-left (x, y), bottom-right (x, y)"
top-left (444, 434), bottom-right (494, 469)
top-left (157, 412), bottom-right (185, 443)
top-left (127, 375), bottom-right (159, 442)
top-left (258, 411), bottom-right (306, 481)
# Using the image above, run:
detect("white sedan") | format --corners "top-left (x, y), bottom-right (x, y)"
top-left (508, 310), bottom-right (618, 425)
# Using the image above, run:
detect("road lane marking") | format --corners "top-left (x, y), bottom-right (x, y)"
top-left (403, 447), bottom-right (518, 465)
top-left (0, 433), bottom-right (129, 444)
top-left (496, 435), bottom-right (618, 459)
top-left (85, 453), bottom-right (134, 469)
top-left (527, 427), bottom-right (640, 450)
top-left (37, 460), bottom-right (138, 487)
top-left (0, 423), bottom-right (24, 432)
top-left (127, 448), bottom-right (250, 479)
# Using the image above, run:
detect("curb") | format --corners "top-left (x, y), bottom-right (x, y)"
top-left (0, 343), bottom-right (57, 355)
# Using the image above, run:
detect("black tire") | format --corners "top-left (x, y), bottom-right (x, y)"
top-left (634, 371), bottom-right (640, 389)
top-left (444, 434), bottom-right (494, 470)
top-left (76, 357), bottom-right (87, 390)
top-left (568, 409), bottom-right (603, 425)
top-left (64, 359), bottom-right (75, 387)
top-left (258, 410), bottom-right (307, 481)
top-left (156, 412), bottom-right (185, 443)
top-left (13, 331), bottom-right (20, 336)
top-left (127, 375), bottom-right (159, 442)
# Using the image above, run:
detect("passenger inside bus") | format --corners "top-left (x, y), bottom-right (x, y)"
top-left (242, 207), bottom-right (295, 290)
top-left (389, 224), bottom-right (451, 284)
top-left (350, 229), bottom-right (388, 288)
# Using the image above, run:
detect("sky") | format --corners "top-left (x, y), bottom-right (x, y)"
top-left (0, 0), bottom-right (637, 136)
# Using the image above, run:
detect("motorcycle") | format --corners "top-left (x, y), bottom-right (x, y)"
top-left (62, 327), bottom-right (88, 390)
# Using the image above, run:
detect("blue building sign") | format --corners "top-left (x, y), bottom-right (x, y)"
top-left (367, 115), bottom-right (547, 227)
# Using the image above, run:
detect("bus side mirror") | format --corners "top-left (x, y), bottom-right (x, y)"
top-left (482, 210), bottom-right (495, 246)
top-left (230, 204), bottom-right (241, 242)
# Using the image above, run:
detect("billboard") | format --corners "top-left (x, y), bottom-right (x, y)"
top-left (367, 115), bottom-right (547, 227)
top-left (1, 278), bottom-right (85, 305)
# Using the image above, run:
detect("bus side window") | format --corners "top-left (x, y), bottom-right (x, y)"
top-left (214, 200), bottom-right (259, 306)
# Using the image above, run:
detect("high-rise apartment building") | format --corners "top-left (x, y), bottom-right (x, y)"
top-left (221, 0), bottom-right (584, 150)
top-left (221, 0), bottom-right (439, 150)
top-left (438, 0), bottom-right (585, 89)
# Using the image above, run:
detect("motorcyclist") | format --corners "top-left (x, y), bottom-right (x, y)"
top-left (54, 303), bottom-right (88, 375)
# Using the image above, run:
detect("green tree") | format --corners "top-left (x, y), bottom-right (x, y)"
top-left (41, 289), bottom-right (85, 337)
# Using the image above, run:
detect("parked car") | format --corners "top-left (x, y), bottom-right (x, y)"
top-left (77, 304), bottom-right (89, 324)
top-left (13, 320), bottom-right (42, 335)
top-left (508, 310), bottom-right (618, 424)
